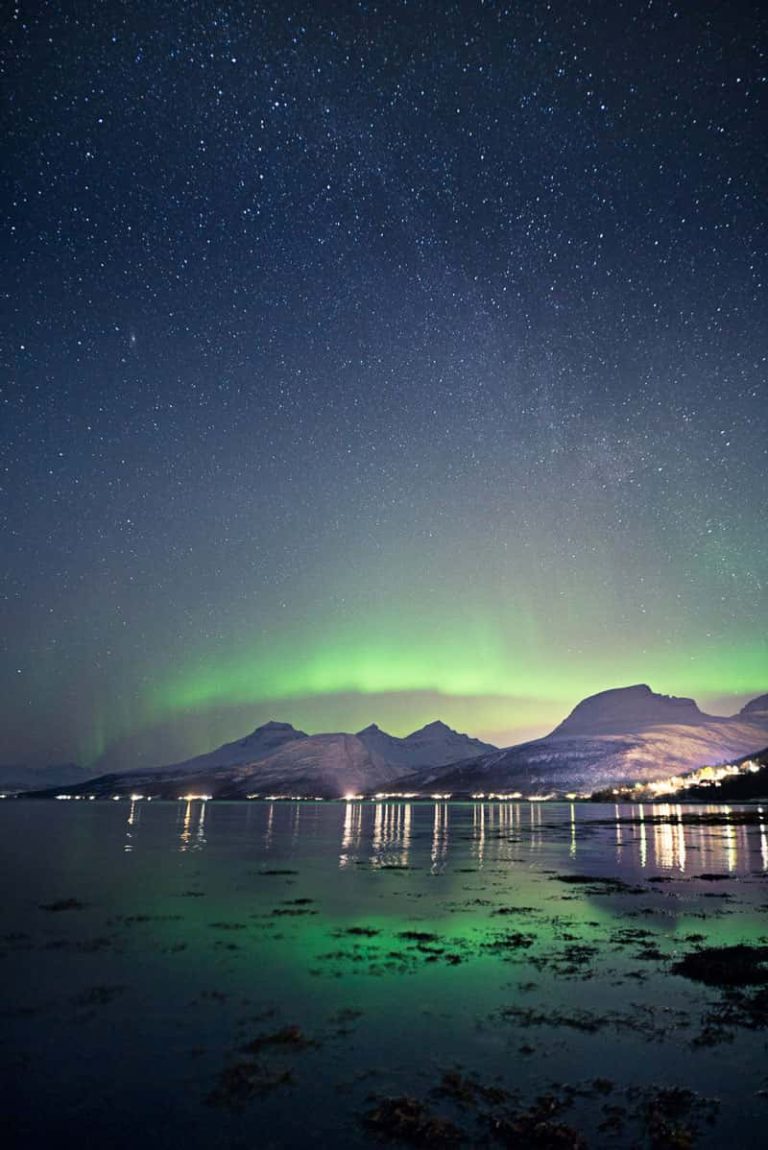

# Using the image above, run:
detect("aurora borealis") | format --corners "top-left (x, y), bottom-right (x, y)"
top-left (2, 1), bottom-right (766, 770)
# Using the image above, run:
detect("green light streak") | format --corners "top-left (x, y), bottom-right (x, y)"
top-left (148, 616), bottom-right (767, 728)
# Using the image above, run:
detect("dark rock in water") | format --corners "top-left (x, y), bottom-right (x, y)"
top-left (363, 1095), bottom-right (462, 1145)
top-left (71, 985), bottom-right (126, 1006)
top-left (671, 945), bottom-right (768, 987)
top-left (434, 1069), bottom-right (511, 1108)
top-left (206, 1059), bottom-right (293, 1108)
top-left (633, 1085), bottom-right (719, 1149)
top-left (241, 1024), bottom-right (316, 1053)
top-left (39, 898), bottom-right (86, 912)
top-left (489, 1094), bottom-right (587, 1149)
top-left (552, 874), bottom-right (635, 892)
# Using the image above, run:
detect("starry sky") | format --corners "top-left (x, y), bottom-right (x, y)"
top-left (2, 0), bottom-right (766, 770)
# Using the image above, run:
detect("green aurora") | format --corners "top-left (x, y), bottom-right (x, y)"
top-left (152, 633), bottom-right (768, 720)
top-left (113, 604), bottom-right (768, 771)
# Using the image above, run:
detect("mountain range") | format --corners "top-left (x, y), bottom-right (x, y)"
top-left (28, 720), bottom-right (497, 800)
top-left (16, 684), bottom-right (768, 800)
top-left (408, 686), bottom-right (768, 797)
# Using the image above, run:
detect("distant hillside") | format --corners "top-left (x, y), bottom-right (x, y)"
top-left (0, 762), bottom-right (86, 793)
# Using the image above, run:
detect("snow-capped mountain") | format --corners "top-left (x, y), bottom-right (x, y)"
top-left (356, 720), bottom-right (495, 769)
top-left (111, 732), bottom-right (404, 799)
top-left (37, 719), bottom-right (495, 799)
top-left (210, 732), bottom-right (402, 798)
top-left (550, 683), bottom-right (711, 735)
top-left (739, 693), bottom-right (768, 719)
top-left (157, 720), bottom-right (308, 773)
top-left (404, 686), bottom-right (768, 796)
top-left (23, 686), bottom-right (768, 800)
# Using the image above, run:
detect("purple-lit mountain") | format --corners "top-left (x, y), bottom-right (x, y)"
top-left (738, 694), bottom-right (768, 719)
top-left (34, 719), bottom-right (495, 799)
top-left (406, 685), bottom-right (768, 796)
top-left (22, 685), bottom-right (768, 799)
top-left (550, 684), bottom-right (711, 735)
top-left (356, 720), bottom-right (495, 769)
top-left (161, 720), bottom-right (309, 772)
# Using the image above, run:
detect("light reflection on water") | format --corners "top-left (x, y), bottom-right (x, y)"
top-left (123, 797), bottom-right (141, 853)
top-left (177, 797), bottom-right (207, 852)
top-left (370, 800), bottom-right (412, 868)
top-left (2, 798), bottom-right (767, 1149)
top-left (130, 798), bottom-right (768, 877)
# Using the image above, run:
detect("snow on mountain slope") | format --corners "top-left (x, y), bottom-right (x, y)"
top-left (550, 684), bottom-right (711, 736)
top-left (356, 720), bottom-right (495, 769)
top-left (43, 733), bottom-right (404, 799)
top-left (405, 713), bottom-right (768, 796)
top-left (212, 732), bottom-right (404, 797)
top-left (25, 686), bottom-right (768, 801)
top-left (740, 693), bottom-right (768, 718)
top-left (157, 720), bottom-right (308, 773)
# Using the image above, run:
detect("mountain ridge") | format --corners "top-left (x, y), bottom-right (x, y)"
top-left (28, 719), bottom-right (496, 799)
top-left (550, 683), bottom-right (711, 736)
top-left (16, 684), bottom-right (768, 799)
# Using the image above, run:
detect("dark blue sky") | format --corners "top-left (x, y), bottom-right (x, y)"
top-left (2, 0), bottom-right (766, 768)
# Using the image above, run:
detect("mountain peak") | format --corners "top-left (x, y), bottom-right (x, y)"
top-left (552, 684), bottom-right (707, 736)
top-left (240, 717), bottom-right (303, 745)
top-left (739, 693), bottom-right (768, 717)
top-left (356, 723), bottom-right (384, 736)
top-left (405, 720), bottom-right (455, 740)
top-left (252, 721), bottom-right (298, 734)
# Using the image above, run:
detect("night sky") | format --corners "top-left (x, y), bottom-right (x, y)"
top-left (2, 1), bottom-right (766, 770)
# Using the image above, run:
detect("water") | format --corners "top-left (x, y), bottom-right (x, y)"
top-left (1, 799), bottom-right (767, 1147)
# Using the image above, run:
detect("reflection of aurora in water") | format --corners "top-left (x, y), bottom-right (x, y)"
top-left (3, 799), bottom-right (768, 1149)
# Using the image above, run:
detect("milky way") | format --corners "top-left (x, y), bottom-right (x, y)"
top-left (2, 1), bottom-right (766, 768)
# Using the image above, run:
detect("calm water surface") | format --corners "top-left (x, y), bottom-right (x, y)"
top-left (1, 800), bottom-right (767, 1147)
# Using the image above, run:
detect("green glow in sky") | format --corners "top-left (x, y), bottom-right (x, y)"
top-left (149, 615), bottom-right (768, 735)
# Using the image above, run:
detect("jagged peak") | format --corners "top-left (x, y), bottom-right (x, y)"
top-left (405, 720), bottom-right (456, 740)
top-left (357, 723), bottom-right (384, 735)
